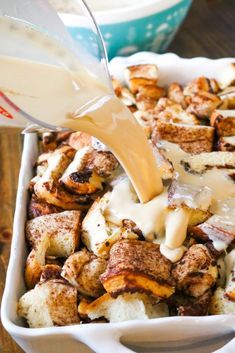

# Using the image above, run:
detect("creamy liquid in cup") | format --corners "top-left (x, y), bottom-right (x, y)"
top-left (0, 16), bottom-right (162, 203)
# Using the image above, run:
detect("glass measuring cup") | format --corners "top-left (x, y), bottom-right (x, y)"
top-left (0, 0), bottom-right (163, 202)
top-left (0, 0), bottom-right (111, 130)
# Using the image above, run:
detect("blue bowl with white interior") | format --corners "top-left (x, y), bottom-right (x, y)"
top-left (59, 0), bottom-right (192, 59)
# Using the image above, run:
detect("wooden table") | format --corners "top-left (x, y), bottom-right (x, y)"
top-left (0, 0), bottom-right (234, 352)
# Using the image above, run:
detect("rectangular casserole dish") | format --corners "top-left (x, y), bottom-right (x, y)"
top-left (1, 52), bottom-right (235, 353)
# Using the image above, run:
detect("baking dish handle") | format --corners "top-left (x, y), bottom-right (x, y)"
top-left (213, 338), bottom-right (235, 353)
top-left (74, 327), bottom-right (235, 353)
top-left (73, 327), bottom-right (136, 353)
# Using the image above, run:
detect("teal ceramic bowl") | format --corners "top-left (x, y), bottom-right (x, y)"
top-left (60, 0), bottom-right (192, 59)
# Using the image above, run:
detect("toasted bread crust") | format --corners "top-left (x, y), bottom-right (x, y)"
top-left (61, 248), bottom-right (106, 298)
top-left (102, 272), bottom-right (174, 299)
top-left (172, 244), bottom-right (217, 297)
top-left (100, 240), bottom-right (174, 298)
top-left (183, 77), bottom-right (219, 96)
top-left (125, 64), bottom-right (159, 94)
top-left (168, 290), bottom-right (212, 316)
top-left (135, 85), bottom-right (165, 111)
top-left (217, 136), bottom-right (235, 151)
top-left (152, 121), bottom-right (214, 153)
top-left (41, 132), bottom-right (72, 152)
top-left (210, 110), bottom-right (235, 136)
top-left (28, 195), bottom-right (63, 219)
top-left (40, 264), bottom-right (62, 282)
top-left (186, 91), bottom-right (221, 119)
top-left (168, 181), bottom-right (212, 227)
top-left (181, 151), bottom-right (235, 173)
top-left (67, 131), bottom-right (92, 150)
top-left (25, 250), bottom-right (45, 289)
top-left (33, 145), bottom-right (115, 210)
top-left (219, 87), bottom-right (235, 109)
top-left (168, 82), bottom-right (187, 108)
top-left (25, 235), bottom-right (50, 289)
top-left (190, 218), bottom-right (235, 249)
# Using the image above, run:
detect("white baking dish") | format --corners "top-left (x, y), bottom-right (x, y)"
top-left (1, 53), bottom-right (235, 353)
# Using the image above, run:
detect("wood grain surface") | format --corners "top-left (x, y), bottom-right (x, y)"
top-left (0, 0), bottom-right (234, 352)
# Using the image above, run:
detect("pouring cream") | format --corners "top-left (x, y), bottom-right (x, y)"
top-left (0, 16), bottom-right (162, 203)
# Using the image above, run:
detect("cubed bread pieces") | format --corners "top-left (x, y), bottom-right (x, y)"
top-left (34, 147), bottom-right (94, 210)
top-left (168, 82), bottom-right (187, 108)
top-left (100, 239), bottom-right (174, 299)
top-left (38, 144), bottom-right (118, 196)
top-left (125, 64), bottom-right (159, 94)
top-left (61, 248), bottom-right (106, 298)
top-left (151, 144), bottom-right (174, 180)
top-left (138, 85), bottom-right (165, 101)
top-left (168, 290), bottom-right (212, 316)
top-left (84, 149), bottom-right (119, 178)
top-left (183, 77), bottom-right (221, 119)
top-left (210, 110), bottom-right (235, 136)
top-left (60, 146), bottom-right (118, 181)
top-left (30, 146), bottom-right (75, 192)
top-left (20, 62), bottom-right (235, 328)
top-left (224, 250), bottom-right (235, 301)
top-left (18, 279), bottom-right (79, 328)
top-left (135, 86), bottom-right (165, 111)
top-left (190, 215), bottom-right (235, 251)
top-left (151, 121), bottom-right (214, 154)
top-left (217, 136), bottom-right (235, 151)
top-left (25, 235), bottom-right (50, 289)
top-left (168, 181), bottom-right (212, 226)
top-left (67, 131), bottom-right (92, 150)
top-left (218, 87), bottom-right (235, 109)
top-left (172, 244), bottom-right (217, 297)
top-left (210, 250), bottom-right (235, 314)
top-left (119, 87), bottom-right (137, 107)
top-left (153, 97), bottom-right (199, 125)
top-left (186, 91), bottom-right (221, 119)
top-left (37, 145), bottom-right (76, 164)
top-left (25, 211), bottom-right (82, 289)
top-left (218, 63), bottom-right (235, 89)
top-left (40, 264), bottom-right (62, 282)
top-left (181, 151), bottom-right (235, 173)
top-left (157, 107), bottom-right (199, 126)
top-left (112, 77), bottom-right (138, 111)
top-left (183, 77), bottom-right (220, 96)
top-left (78, 293), bottom-right (168, 323)
top-left (81, 195), bottom-right (142, 258)
top-left (28, 195), bottom-right (63, 219)
top-left (41, 132), bottom-right (59, 152)
top-left (210, 287), bottom-right (235, 315)
top-left (59, 147), bottom-right (104, 195)
top-left (168, 181), bottom-right (212, 211)
top-left (41, 131), bottom-right (72, 152)
top-left (133, 111), bottom-right (152, 138)
top-left (81, 194), bottom-right (115, 258)
top-left (26, 210), bottom-right (82, 257)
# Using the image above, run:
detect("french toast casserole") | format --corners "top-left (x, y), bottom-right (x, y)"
top-left (18, 63), bottom-right (235, 327)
